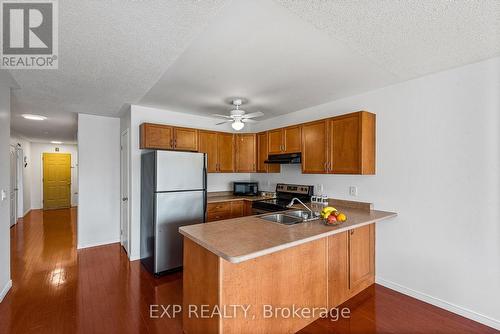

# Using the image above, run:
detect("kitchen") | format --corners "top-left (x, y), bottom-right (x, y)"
top-left (2, 1), bottom-right (498, 333)
top-left (137, 109), bottom-right (395, 333)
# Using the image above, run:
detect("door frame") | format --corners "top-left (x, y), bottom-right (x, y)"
top-left (9, 145), bottom-right (18, 226)
top-left (15, 147), bottom-right (24, 218)
top-left (42, 153), bottom-right (72, 210)
top-left (120, 129), bottom-right (130, 255)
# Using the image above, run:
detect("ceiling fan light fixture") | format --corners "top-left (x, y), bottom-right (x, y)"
top-left (231, 119), bottom-right (244, 131)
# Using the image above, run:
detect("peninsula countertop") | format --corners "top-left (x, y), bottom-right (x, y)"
top-left (179, 205), bottom-right (397, 263)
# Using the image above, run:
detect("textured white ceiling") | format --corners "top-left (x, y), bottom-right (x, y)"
top-left (10, 0), bottom-right (230, 143)
top-left (9, 0), bottom-right (500, 141)
top-left (139, 0), bottom-right (398, 119)
top-left (276, 0), bottom-right (500, 78)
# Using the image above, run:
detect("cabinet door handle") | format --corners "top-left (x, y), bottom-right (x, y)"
top-left (324, 162), bottom-right (327, 172)
top-left (350, 230), bottom-right (354, 235)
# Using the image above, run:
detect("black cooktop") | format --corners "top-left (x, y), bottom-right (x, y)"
top-left (252, 183), bottom-right (314, 212)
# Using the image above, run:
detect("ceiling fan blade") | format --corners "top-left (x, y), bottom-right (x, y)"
top-left (211, 114), bottom-right (233, 119)
top-left (216, 120), bottom-right (233, 125)
top-left (242, 111), bottom-right (264, 119)
top-left (242, 118), bottom-right (257, 123)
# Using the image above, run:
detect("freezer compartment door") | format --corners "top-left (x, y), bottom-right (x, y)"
top-left (154, 190), bottom-right (205, 273)
top-left (155, 151), bottom-right (206, 192)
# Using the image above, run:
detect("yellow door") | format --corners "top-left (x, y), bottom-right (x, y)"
top-left (43, 153), bottom-right (71, 210)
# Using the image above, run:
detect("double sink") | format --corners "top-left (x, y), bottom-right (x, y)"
top-left (260, 210), bottom-right (319, 225)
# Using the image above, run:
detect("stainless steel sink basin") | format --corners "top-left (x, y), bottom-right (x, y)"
top-left (260, 213), bottom-right (303, 225)
top-left (285, 210), bottom-right (319, 222)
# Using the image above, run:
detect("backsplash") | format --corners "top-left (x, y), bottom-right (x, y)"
top-left (207, 173), bottom-right (251, 192)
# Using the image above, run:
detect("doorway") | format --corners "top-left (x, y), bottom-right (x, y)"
top-left (120, 129), bottom-right (130, 254)
top-left (43, 153), bottom-right (71, 210)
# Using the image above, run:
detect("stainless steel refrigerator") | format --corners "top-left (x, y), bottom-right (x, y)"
top-left (140, 150), bottom-right (207, 275)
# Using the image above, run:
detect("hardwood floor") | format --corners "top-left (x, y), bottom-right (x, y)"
top-left (0, 208), bottom-right (497, 333)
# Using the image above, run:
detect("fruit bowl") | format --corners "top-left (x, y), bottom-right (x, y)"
top-left (322, 218), bottom-right (346, 227)
top-left (320, 206), bottom-right (347, 226)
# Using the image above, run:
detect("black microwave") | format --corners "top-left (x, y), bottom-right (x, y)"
top-left (233, 182), bottom-right (259, 196)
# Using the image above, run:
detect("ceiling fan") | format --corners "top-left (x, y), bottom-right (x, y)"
top-left (212, 98), bottom-right (263, 130)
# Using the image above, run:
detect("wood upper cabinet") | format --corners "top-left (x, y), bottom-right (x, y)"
top-left (257, 132), bottom-right (280, 173)
top-left (327, 224), bottom-right (375, 308)
top-left (198, 131), bottom-right (219, 173)
top-left (199, 131), bottom-right (234, 173)
top-left (283, 125), bottom-right (301, 153)
top-left (140, 123), bottom-right (197, 151)
top-left (301, 120), bottom-right (328, 173)
top-left (235, 134), bottom-right (256, 172)
top-left (140, 123), bottom-right (173, 150)
top-left (268, 126), bottom-right (302, 154)
top-left (140, 110), bottom-right (375, 174)
top-left (267, 129), bottom-right (283, 154)
top-left (173, 127), bottom-right (198, 151)
top-left (328, 111), bottom-right (375, 174)
top-left (217, 132), bottom-right (235, 172)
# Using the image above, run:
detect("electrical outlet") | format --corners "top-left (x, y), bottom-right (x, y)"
top-left (349, 186), bottom-right (358, 197)
top-left (316, 184), bottom-right (324, 194)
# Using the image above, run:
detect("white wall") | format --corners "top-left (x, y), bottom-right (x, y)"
top-left (0, 72), bottom-right (17, 302)
top-left (251, 58), bottom-right (500, 328)
top-left (9, 136), bottom-right (31, 216)
top-left (125, 105), bottom-right (252, 260)
top-left (29, 142), bottom-right (78, 209)
top-left (77, 114), bottom-right (121, 249)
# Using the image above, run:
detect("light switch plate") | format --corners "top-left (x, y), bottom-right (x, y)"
top-left (349, 186), bottom-right (358, 196)
top-left (1, 189), bottom-right (6, 201)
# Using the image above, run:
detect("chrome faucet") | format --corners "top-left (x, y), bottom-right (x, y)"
top-left (287, 197), bottom-right (313, 215)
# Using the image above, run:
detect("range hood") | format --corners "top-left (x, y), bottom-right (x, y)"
top-left (264, 153), bottom-right (301, 164)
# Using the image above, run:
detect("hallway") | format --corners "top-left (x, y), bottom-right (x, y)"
top-left (0, 209), bottom-right (496, 333)
top-left (0, 208), bottom-right (183, 333)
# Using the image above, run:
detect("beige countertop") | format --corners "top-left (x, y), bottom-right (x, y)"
top-left (180, 205), bottom-right (397, 264)
top-left (207, 194), bottom-right (272, 203)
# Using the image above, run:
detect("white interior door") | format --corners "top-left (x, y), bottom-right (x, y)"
top-left (120, 129), bottom-right (130, 254)
top-left (9, 146), bottom-right (17, 227)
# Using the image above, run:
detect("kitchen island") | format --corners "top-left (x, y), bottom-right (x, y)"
top-left (179, 200), bottom-right (396, 334)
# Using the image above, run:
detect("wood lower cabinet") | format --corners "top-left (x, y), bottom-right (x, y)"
top-left (235, 134), bottom-right (256, 172)
top-left (140, 123), bottom-right (197, 151)
top-left (327, 224), bottom-right (375, 308)
top-left (301, 120), bottom-right (328, 173)
top-left (257, 132), bottom-right (280, 173)
top-left (268, 125), bottom-right (302, 154)
top-left (328, 111), bottom-right (375, 174)
top-left (207, 200), bottom-right (251, 222)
